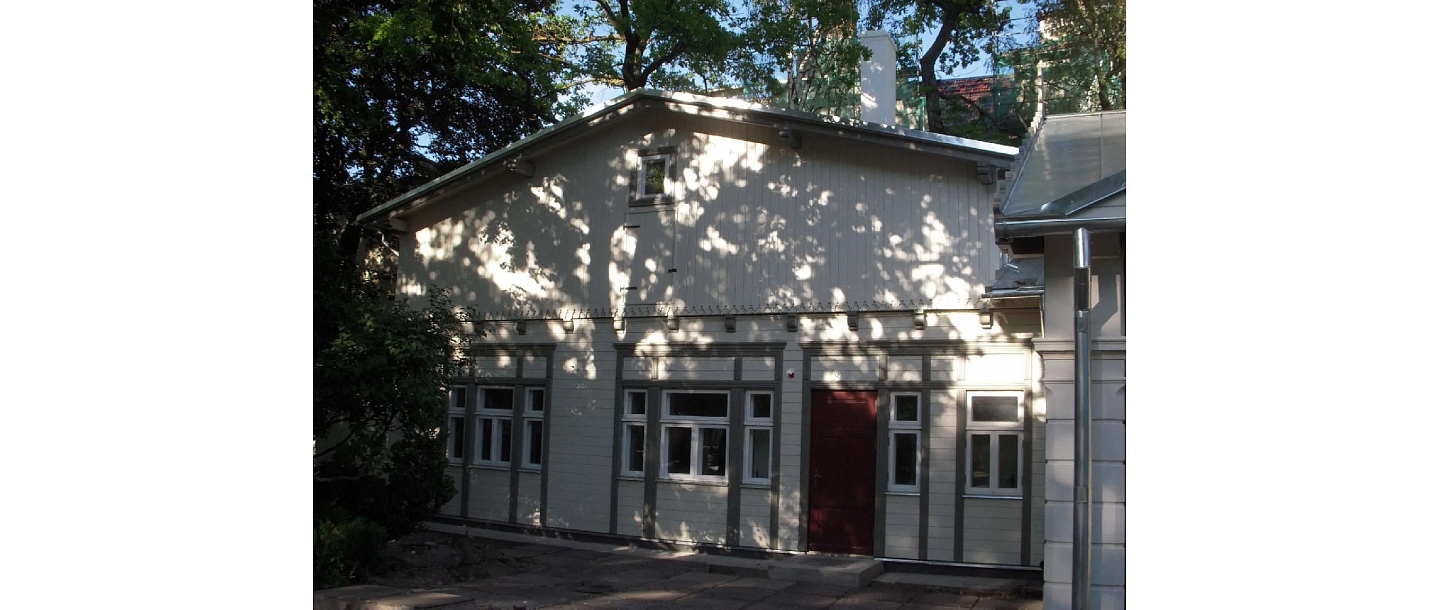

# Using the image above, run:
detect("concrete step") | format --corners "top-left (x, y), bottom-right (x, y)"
top-left (313, 585), bottom-right (475, 610)
top-left (768, 554), bottom-right (884, 587)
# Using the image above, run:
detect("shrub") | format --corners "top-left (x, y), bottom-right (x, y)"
top-left (313, 511), bottom-right (390, 589)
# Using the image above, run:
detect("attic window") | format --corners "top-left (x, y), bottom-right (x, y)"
top-left (640, 156), bottom-right (666, 196)
top-left (630, 146), bottom-right (676, 205)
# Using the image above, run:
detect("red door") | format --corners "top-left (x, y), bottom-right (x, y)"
top-left (808, 390), bottom-right (877, 555)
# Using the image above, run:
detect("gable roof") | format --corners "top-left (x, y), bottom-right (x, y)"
top-left (357, 89), bottom-right (1019, 224)
top-left (995, 110), bottom-right (1126, 239)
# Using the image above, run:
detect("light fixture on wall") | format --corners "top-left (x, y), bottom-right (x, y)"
top-left (847, 310), bottom-right (859, 331)
top-left (562, 313), bottom-right (575, 333)
top-left (785, 313), bottom-right (798, 332)
top-left (979, 302), bottom-right (993, 329)
top-left (666, 310), bottom-right (679, 331)
top-left (724, 314), bottom-right (736, 333)
top-left (613, 315), bottom-right (625, 332)
top-left (778, 126), bottom-right (802, 149)
top-left (913, 309), bottom-right (926, 330)
top-left (516, 319), bottom-right (527, 335)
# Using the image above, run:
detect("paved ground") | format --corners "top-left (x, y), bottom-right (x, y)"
top-left (316, 528), bottom-right (1043, 610)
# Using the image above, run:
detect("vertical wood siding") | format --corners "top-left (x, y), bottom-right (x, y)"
top-left (395, 111), bottom-right (997, 316)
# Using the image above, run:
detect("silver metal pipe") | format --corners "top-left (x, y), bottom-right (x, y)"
top-left (1072, 228), bottom-right (1093, 610)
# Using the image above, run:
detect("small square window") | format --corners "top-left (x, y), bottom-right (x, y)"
top-left (641, 156), bottom-right (667, 197)
top-left (630, 148), bottom-right (676, 205)
top-left (748, 393), bottom-right (772, 421)
top-left (894, 394), bottom-right (919, 422)
top-left (482, 387), bottom-right (514, 411)
top-left (626, 390), bottom-right (647, 417)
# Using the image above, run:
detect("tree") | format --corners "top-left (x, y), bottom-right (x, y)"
top-left (554, 0), bottom-right (749, 92)
top-left (865, 0), bottom-right (1009, 135)
top-left (743, 0), bottom-right (870, 113)
top-left (1004, 0), bottom-right (1125, 114)
top-left (313, 0), bottom-right (569, 537)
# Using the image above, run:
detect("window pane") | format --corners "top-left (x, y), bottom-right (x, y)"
top-left (528, 389), bottom-right (545, 412)
top-left (627, 391), bottom-right (646, 416)
top-left (643, 158), bottom-right (665, 194)
top-left (451, 387), bottom-right (467, 411)
top-left (970, 434), bottom-right (991, 488)
top-left (666, 427), bottom-right (692, 474)
top-left (484, 388), bottom-right (514, 410)
top-left (972, 396), bottom-right (1020, 422)
top-left (998, 434), bottom-right (1019, 489)
top-left (750, 394), bottom-right (772, 420)
top-left (480, 419), bottom-right (493, 461)
top-left (499, 419), bottom-right (512, 463)
top-left (894, 432), bottom-right (918, 486)
top-left (528, 421), bottom-right (544, 466)
top-left (895, 395), bottom-right (919, 422)
top-left (449, 416), bottom-right (465, 459)
top-left (627, 425), bottom-right (646, 473)
top-left (668, 393), bottom-right (728, 418)
top-left (749, 429), bottom-right (770, 480)
top-left (701, 428), bottom-right (727, 476)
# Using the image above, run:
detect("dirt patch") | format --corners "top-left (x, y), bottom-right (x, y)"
top-left (369, 529), bottom-right (534, 589)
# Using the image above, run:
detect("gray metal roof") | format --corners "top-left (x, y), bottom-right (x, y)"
top-left (358, 89), bottom-right (1019, 223)
top-left (996, 110), bottom-right (1126, 238)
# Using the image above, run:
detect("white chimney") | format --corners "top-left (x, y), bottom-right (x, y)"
top-left (858, 30), bottom-right (897, 125)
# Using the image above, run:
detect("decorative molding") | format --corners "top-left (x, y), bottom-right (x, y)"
top-left (463, 298), bottom-right (972, 322)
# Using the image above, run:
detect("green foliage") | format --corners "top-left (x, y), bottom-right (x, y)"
top-left (313, 1), bottom-right (555, 540)
top-left (314, 279), bottom-right (465, 537)
top-left (740, 1), bottom-right (869, 113)
top-left (314, 0), bottom-right (574, 246)
top-left (1001, 0), bottom-right (1125, 114)
top-left (554, 0), bottom-right (749, 93)
top-left (314, 510), bottom-right (392, 589)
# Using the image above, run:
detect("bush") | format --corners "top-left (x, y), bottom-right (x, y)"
top-left (313, 511), bottom-right (390, 589)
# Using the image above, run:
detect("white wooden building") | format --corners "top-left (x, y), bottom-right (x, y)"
top-left (358, 89), bottom-right (1051, 570)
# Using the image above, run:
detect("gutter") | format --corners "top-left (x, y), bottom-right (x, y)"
top-left (995, 216), bottom-right (1125, 241)
top-left (1071, 228), bottom-right (1094, 610)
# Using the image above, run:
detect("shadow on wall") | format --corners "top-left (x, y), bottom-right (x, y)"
top-left (395, 109), bottom-right (999, 328)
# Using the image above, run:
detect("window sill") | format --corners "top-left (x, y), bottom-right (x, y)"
top-left (466, 463), bottom-right (511, 471)
top-left (657, 478), bottom-right (728, 488)
top-left (962, 493), bottom-right (1024, 500)
top-left (740, 481), bottom-right (771, 489)
top-left (886, 490), bottom-right (921, 496)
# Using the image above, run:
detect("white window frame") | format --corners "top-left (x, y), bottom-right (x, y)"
top-left (660, 390), bottom-right (729, 483)
top-left (521, 387), bottom-right (545, 470)
top-left (965, 391), bottom-right (1025, 495)
top-left (446, 386), bottom-right (468, 463)
top-left (635, 153), bottom-right (671, 201)
top-left (620, 390), bottom-right (648, 477)
top-left (475, 386), bottom-right (515, 466)
top-left (743, 391), bottom-right (773, 485)
top-left (887, 393), bottom-right (922, 493)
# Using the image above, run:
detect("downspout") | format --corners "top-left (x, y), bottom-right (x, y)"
top-left (1072, 228), bottom-right (1093, 610)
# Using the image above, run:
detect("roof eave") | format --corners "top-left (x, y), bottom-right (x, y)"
top-left (356, 89), bottom-right (1018, 224)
